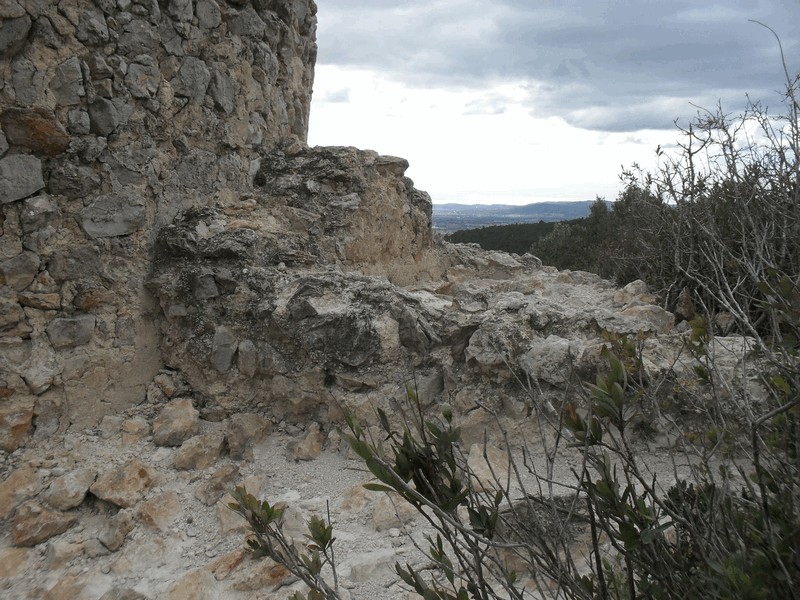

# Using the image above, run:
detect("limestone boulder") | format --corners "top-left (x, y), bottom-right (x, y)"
top-left (139, 491), bottom-right (182, 532)
top-left (152, 398), bottom-right (199, 447)
top-left (226, 413), bottom-right (272, 459)
top-left (43, 468), bottom-right (97, 511)
top-left (0, 466), bottom-right (44, 519)
top-left (12, 501), bottom-right (78, 547)
top-left (89, 459), bottom-right (157, 508)
top-left (174, 432), bottom-right (225, 470)
top-left (288, 423), bottom-right (324, 461)
top-left (97, 509), bottom-right (135, 552)
top-left (194, 464), bottom-right (239, 506)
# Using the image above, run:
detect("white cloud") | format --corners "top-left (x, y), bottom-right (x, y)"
top-left (308, 1), bottom-right (800, 204)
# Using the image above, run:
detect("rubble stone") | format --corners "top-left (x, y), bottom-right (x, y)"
top-left (152, 398), bottom-right (199, 446)
top-left (12, 501), bottom-right (78, 547)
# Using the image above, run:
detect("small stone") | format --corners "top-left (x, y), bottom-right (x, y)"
top-left (90, 459), bottom-right (157, 508)
top-left (0, 467), bottom-right (43, 519)
top-left (0, 251), bottom-right (40, 291)
top-left (139, 491), bottom-right (182, 531)
top-left (211, 325), bottom-right (237, 373)
top-left (344, 548), bottom-right (398, 582)
top-left (48, 161), bottom-right (100, 199)
top-left (0, 295), bottom-right (29, 336)
top-left (226, 412), bottom-right (271, 459)
top-left (173, 56), bottom-right (210, 103)
top-left (46, 314), bottom-right (96, 348)
top-left (0, 401), bottom-right (34, 452)
top-left (126, 61), bottom-right (160, 99)
top-left (43, 468), bottom-right (96, 511)
top-left (206, 549), bottom-right (246, 581)
top-left (209, 69), bottom-right (235, 114)
top-left (0, 108), bottom-right (70, 156)
top-left (12, 501), bottom-right (78, 547)
top-left (289, 423), bottom-right (324, 461)
top-left (167, 0), bottom-right (193, 22)
top-left (166, 569), bottom-right (221, 600)
top-left (18, 292), bottom-right (61, 310)
top-left (66, 109), bottom-right (90, 134)
top-left (0, 15), bottom-right (31, 59)
top-left (236, 339), bottom-right (257, 377)
top-left (49, 57), bottom-right (85, 106)
top-left (229, 7), bottom-right (266, 37)
top-left (89, 97), bottom-right (119, 136)
top-left (11, 56), bottom-right (39, 105)
top-left (174, 432), bottom-right (225, 470)
top-left (80, 192), bottom-right (146, 238)
top-left (97, 509), bottom-right (135, 551)
top-left (21, 194), bottom-right (61, 233)
top-left (194, 464), bottom-right (239, 506)
top-left (121, 417), bottom-right (150, 444)
top-left (369, 492), bottom-right (417, 532)
top-left (76, 11), bottom-right (109, 45)
top-left (0, 155), bottom-right (45, 203)
top-left (152, 398), bottom-right (199, 446)
top-left (196, 0), bottom-right (222, 29)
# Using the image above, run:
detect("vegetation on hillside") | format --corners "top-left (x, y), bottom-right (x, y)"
top-left (445, 221), bottom-right (557, 256)
top-left (230, 59), bottom-right (800, 599)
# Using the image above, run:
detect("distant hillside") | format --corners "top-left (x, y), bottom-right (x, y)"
top-left (432, 200), bottom-right (598, 233)
top-left (445, 221), bottom-right (563, 255)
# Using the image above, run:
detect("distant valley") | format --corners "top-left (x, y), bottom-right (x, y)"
top-left (432, 200), bottom-right (599, 233)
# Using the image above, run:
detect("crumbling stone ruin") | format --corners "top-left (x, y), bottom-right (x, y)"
top-left (0, 2), bottom-right (756, 598)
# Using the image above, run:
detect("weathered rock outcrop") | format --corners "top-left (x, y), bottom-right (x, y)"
top-left (1, 0), bottom-right (319, 438)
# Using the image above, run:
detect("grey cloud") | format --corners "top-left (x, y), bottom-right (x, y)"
top-left (317, 0), bottom-right (800, 131)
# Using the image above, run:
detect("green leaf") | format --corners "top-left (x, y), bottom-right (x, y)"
top-left (618, 522), bottom-right (640, 549)
top-left (377, 407), bottom-right (391, 434)
top-left (348, 437), bottom-right (374, 462)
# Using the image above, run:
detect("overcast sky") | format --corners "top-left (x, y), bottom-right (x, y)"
top-left (307, 1), bottom-right (800, 205)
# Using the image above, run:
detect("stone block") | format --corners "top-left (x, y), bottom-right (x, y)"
top-left (211, 325), bottom-right (237, 373)
top-left (46, 314), bottom-right (96, 348)
top-left (0, 14), bottom-right (31, 59)
top-left (49, 56), bottom-right (85, 106)
top-left (0, 108), bottom-right (70, 156)
top-left (80, 193), bottom-right (146, 238)
top-left (89, 97), bottom-right (119, 136)
top-left (0, 251), bottom-right (40, 291)
top-left (0, 154), bottom-right (44, 203)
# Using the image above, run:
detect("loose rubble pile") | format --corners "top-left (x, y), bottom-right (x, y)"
top-left (0, 1), bottom-right (762, 599)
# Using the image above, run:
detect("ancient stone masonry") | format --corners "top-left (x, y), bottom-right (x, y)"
top-left (1, 0), bottom-right (319, 440)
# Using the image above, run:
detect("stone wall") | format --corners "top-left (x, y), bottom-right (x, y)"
top-left (0, 0), bottom-right (319, 440)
